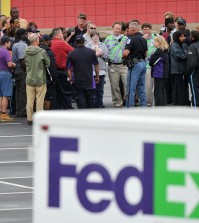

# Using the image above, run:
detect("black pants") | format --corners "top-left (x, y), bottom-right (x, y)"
top-left (74, 86), bottom-right (95, 109)
top-left (119, 77), bottom-right (124, 99)
top-left (189, 71), bottom-right (199, 107)
top-left (10, 85), bottom-right (16, 115)
top-left (95, 75), bottom-right (105, 108)
top-left (55, 70), bottom-right (73, 109)
top-left (44, 81), bottom-right (57, 109)
top-left (154, 78), bottom-right (167, 106)
top-left (173, 74), bottom-right (185, 106)
top-left (184, 75), bottom-right (190, 106)
top-left (15, 71), bottom-right (27, 116)
top-left (165, 72), bottom-right (174, 104)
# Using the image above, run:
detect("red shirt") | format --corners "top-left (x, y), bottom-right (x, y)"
top-left (162, 32), bottom-right (170, 41)
top-left (51, 38), bottom-right (73, 70)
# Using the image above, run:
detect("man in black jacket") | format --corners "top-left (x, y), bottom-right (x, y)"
top-left (187, 30), bottom-right (199, 107)
top-left (39, 34), bottom-right (57, 109)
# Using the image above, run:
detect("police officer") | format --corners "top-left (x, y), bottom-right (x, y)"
top-left (12, 28), bottom-right (28, 117)
top-left (187, 30), bottom-right (199, 107)
top-left (123, 22), bottom-right (148, 107)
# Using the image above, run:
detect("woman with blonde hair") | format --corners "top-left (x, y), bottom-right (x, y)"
top-left (149, 36), bottom-right (169, 106)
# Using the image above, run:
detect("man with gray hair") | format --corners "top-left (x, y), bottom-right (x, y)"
top-left (123, 22), bottom-right (148, 107)
top-left (83, 22), bottom-right (96, 45)
top-left (24, 33), bottom-right (50, 125)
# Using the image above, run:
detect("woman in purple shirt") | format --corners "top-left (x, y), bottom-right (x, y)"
top-left (0, 36), bottom-right (16, 121)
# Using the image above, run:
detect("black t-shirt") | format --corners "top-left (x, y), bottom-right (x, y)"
top-left (125, 32), bottom-right (148, 59)
top-left (67, 46), bottom-right (98, 90)
top-left (68, 26), bottom-right (87, 47)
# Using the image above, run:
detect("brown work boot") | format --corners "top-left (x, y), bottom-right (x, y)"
top-left (0, 113), bottom-right (4, 122)
top-left (1, 113), bottom-right (15, 122)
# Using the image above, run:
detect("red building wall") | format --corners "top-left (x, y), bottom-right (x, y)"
top-left (11, 0), bottom-right (199, 28)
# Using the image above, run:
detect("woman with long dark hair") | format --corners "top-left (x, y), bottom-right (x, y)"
top-left (170, 30), bottom-right (188, 105)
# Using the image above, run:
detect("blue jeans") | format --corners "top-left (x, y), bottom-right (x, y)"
top-left (126, 61), bottom-right (146, 107)
top-left (95, 75), bottom-right (105, 108)
top-left (0, 70), bottom-right (13, 96)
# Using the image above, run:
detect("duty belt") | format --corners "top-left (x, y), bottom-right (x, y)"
top-left (108, 59), bottom-right (123, 66)
top-left (132, 58), bottom-right (144, 63)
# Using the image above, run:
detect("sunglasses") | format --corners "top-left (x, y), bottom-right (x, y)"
top-left (90, 27), bottom-right (96, 30)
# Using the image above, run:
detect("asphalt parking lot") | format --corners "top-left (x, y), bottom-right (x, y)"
top-left (0, 118), bottom-right (33, 223)
top-left (0, 77), bottom-right (113, 223)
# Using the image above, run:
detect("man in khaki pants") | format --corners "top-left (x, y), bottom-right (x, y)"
top-left (24, 33), bottom-right (50, 125)
top-left (104, 22), bottom-right (128, 108)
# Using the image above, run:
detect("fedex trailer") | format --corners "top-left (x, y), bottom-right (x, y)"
top-left (33, 108), bottom-right (199, 223)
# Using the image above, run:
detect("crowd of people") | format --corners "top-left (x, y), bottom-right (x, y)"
top-left (0, 8), bottom-right (199, 124)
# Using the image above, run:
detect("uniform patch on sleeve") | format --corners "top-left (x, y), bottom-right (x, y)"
top-left (126, 39), bottom-right (131, 44)
top-left (188, 51), bottom-right (193, 54)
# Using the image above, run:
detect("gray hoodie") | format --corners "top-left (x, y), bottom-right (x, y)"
top-left (85, 42), bottom-right (108, 73)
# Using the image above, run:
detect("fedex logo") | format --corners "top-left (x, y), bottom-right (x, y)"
top-left (48, 137), bottom-right (199, 219)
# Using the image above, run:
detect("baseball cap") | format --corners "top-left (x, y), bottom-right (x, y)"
top-left (78, 13), bottom-right (87, 19)
top-left (75, 35), bottom-right (85, 44)
top-left (0, 36), bottom-right (11, 44)
top-left (27, 28), bottom-right (40, 33)
top-left (177, 18), bottom-right (186, 26)
top-left (41, 34), bottom-right (52, 42)
top-left (16, 28), bottom-right (27, 36)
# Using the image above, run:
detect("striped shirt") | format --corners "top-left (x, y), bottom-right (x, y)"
top-left (104, 34), bottom-right (127, 63)
top-left (51, 38), bottom-right (74, 70)
top-left (145, 33), bottom-right (157, 68)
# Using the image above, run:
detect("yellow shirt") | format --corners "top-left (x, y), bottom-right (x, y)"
top-left (19, 18), bottom-right (28, 29)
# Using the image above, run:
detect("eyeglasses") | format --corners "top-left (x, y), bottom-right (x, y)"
top-left (90, 27), bottom-right (96, 30)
